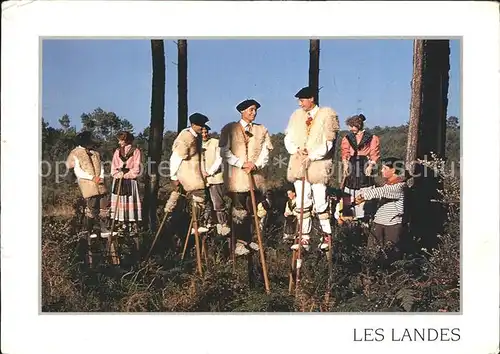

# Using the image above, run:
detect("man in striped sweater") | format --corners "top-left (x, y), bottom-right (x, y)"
top-left (355, 157), bottom-right (407, 257)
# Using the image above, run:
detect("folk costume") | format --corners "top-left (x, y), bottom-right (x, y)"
top-left (340, 116), bottom-right (381, 220)
top-left (219, 99), bottom-right (274, 256)
top-left (169, 113), bottom-right (209, 231)
top-left (257, 190), bottom-right (277, 232)
top-left (284, 86), bottom-right (340, 251)
top-left (283, 194), bottom-right (297, 241)
top-left (110, 143), bottom-right (142, 234)
top-left (66, 131), bottom-right (107, 238)
top-left (201, 126), bottom-right (230, 236)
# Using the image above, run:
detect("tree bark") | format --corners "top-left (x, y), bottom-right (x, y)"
top-left (177, 40), bottom-right (188, 133)
top-left (419, 40), bottom-right (449, 160)
top-left (406, 40), bottom-right (424, 177)
top-left (405, 39), bottom-right (450, 251)
top-left (143, 40), bottom-right (166, 231)
top-left (309, 39), bottom-right (320, 105)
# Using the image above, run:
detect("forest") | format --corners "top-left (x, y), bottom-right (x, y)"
top-left (41, 39), bottom-right (460, 312)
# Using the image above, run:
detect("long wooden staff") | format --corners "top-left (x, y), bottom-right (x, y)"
top-left (181, 217), bottom-right (194, 260)
top-left (191, 198), bottom-right (204, 276)
top-left (288, 202), bottom-right (301, 294)
top-left (248, 173), bottom-right (271, 294)
top-left (106, 177), bottom-right (122, 265)
top-left (230, 204), bottom-right (236, 271)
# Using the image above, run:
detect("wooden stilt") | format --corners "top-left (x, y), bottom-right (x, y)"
top-left (191, 200), bottom-right (203, 276)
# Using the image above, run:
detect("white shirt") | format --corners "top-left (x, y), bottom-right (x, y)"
top-left (220, 119), bottom-right (270, 169)
top-left (202, 139), bottom-right (223, 176)
top-left (284, 105), bottom-right (334, 161)
top-left (170, 127), bottom-right (198, 180)
top-left (71, 146), bottom-right (104, 181)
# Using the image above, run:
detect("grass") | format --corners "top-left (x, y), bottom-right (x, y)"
top-left (41, 190), bottom-right (460, 313)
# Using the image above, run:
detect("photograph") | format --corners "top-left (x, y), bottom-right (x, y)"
top-left (2, 2), bottom-right (499, 354)
top-left (41, 37), bottom-right (461, 313)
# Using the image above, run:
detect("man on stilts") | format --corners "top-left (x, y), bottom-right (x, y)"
top-left (219, 99), bottom-right (274, 257)
top-left (284, 86), bottom-right (340, 252)
top-left (66, 131), bottom-right (107, 239)
top-left (168, 113), bottom-right (210, 269)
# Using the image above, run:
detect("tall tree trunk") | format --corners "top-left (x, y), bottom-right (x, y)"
top-left (143, 40), bottom-right (166, 231)
top-left (177, 40), bottom-right (188, 133)
top-left (405, 39), bottom-right (450, 251)
top-left (309, 39), bottom-right (320, 105)
top-left (419, 40), bottom-right (449, 159)
top-left (406, 40), bottom-right (424, 177)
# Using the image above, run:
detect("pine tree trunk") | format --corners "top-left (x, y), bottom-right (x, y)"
top-left (419, 40), bottom-right (449, 159)
top-left (405, 39), bottom-right (450, 251)
top-left (177, 40), bottom-right (188, 133)
top-left (143, 40), bottom-right (166, 231)
top-left (309, 40), bottom-right (320, 105)
top-left (406, 40), bottom-right (424, 177)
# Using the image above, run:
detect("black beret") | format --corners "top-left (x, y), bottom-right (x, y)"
top-left (202, 125), bottom-right (211, 131)
top-left (236, 99), bottom-right (261, 112)
top-left (75, 131), bottom-right (95, 146)
top-left (189, 113), bottom-right (209, 126)
top-left (294, 86), bottom-right (315, 99)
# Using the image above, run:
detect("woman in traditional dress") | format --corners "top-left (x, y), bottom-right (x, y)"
top-left (340, 114), bottom-right (380, 222)
top-left (110, 131), bottom-right (142, 236)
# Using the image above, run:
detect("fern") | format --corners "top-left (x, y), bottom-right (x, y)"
top-left (396, 288), bottom-right (417, 312)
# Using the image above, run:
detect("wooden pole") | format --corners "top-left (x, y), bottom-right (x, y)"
top-left (107, 178), bottom-right (122, 265)
top-left (248, 174), bottom-right (271, 294)
top-left (294, 176), bottom-right (306, 295)
top-left (191, 200), bottom-right (203, 276)
top-left (181, 217), bottom-right (194, 260)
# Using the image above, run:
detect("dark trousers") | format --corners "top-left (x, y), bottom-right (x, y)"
top-left (85, 195), bottom-right (103, 233)
top-left (284, 215), bottom-right (297, 235)
top-left (370, 223), bottom-right (403, 246)
top-left (203, 183), bottom-right (228, 225)
top-left (369, 222), bottom-right (404, 261)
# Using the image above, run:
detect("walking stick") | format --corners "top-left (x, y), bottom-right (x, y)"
top-left (230, 204), bottom-right (236, 271)
top-left (181, 217), bottom-right (194, 260)
top-left (248, 173), bottom-right (271, 294)
top-left (107, 177), bottom-right (123, 265)
top-left (191, 199), bottom-right (204, 276)
top-left (288, 216), bottom-right (300, 294)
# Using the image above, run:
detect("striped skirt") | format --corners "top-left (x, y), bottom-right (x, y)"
top-left (110, 178), bottom-right (142, 222)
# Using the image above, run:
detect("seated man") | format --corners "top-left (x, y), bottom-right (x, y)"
top-left (283, 187), bottom-right (297, 241)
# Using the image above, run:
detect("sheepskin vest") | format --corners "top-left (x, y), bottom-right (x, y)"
top-left (219, 121), bottom-right (272, 193)
top-left (67, 147), bottom-right (107, 199)
top-left (202, 138), bottom-right (224, 185)
top-left (286, 106), bottom-right (340, 184)
top-left (172, 129), bottom-right (205, 192)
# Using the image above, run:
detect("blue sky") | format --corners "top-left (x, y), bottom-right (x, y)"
top-left (42, 39), bottom-right (460, 135)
